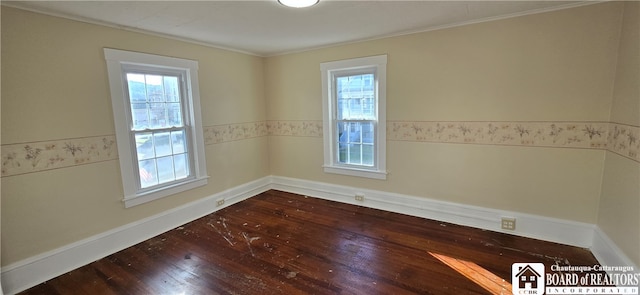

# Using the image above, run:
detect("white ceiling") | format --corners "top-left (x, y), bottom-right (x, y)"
top-left (4, 0), bottom-right (590, 56)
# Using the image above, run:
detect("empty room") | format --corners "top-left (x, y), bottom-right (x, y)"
top-left (1, 1), bottom-right (638, 294)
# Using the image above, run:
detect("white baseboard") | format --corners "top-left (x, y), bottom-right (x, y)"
top-left (2, 175), bottom-right (634, 294)
top-left (591, 226), bottom-right (639, 272)
top-left (0, 177), bottom-right (272, 295)
top-left (270, 176), bottom-right (595, 248)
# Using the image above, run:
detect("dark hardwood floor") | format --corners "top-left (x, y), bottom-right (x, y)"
top-left (21, 190), bottom-right (600, 294)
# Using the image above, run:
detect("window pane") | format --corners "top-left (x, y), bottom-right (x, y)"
top-left (135, 133), bottom-right (154, 160)
top-left (127, 74), bottom-right (147, 102)
top-left (174, 154), bottom-right (188, 179)
top-left (156, 156), bottom-right (175, 183)
top-left (139, 159), bottom-right (158, 188)
top-left (171, 130), bottom-right (186, 153)
top-left (349, 144), bottom-right (362, 164)
top-left (131, 103), bottom-right (150, 130)
top-left (145, 75), bottom-right (164, 102)
top-left (362, 97), bottom-right (375, 118)
top-left (149, 103), bottom-right (168, 128)
top-left (341, 122), bottom-right (352, 144)
top-left (362, 144), bottom-right (374, 166)
top-left (337, 97), bottom-right (348, 119)
top-left (362, 123), bottom-right (374, 144)
top-left (163, 76), bottom-right (180, 102)
top-left (167, 103), bottom-right (183, 127)
top-left (153, 132), bottom-right (172, 157)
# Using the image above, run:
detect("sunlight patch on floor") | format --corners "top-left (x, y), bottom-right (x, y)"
top-left (429, 252), bottom-right (512, 295)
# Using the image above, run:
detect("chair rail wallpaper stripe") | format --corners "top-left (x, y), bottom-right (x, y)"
top-left (2, 121), bottom-right (638, 177)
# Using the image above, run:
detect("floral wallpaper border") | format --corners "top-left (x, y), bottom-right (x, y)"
top-left (203, 122), bottom-right (267, 145)
top-left (387, 121), bottom-right (638, 162)
top-left (2, 120), bottom-right (638, 177)
top-left (267, 120), bottom-right (639, 162)
top-left (2, 135), bottom-right (118, 177)
top-left (389, 120), bottom-right (609, 148)
top-left (203, 120), bottom-right (323, 143)
top-left (608, 122), bottom-right (640, 162)
top-left (389, 120), bottom-right (640, 162)
top-left (266, 120), bottom-right (323, 137)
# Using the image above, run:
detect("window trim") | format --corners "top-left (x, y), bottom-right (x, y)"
top-left (321, 55), bottom-right (387, 180)
top-left (104, 48), bottom-right (208, 208)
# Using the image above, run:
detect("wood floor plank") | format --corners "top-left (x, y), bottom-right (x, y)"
top-left (20, 190), bottom-right (601, 294)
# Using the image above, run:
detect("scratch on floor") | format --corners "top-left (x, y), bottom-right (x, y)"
top-left (481, 241), bottom-right (494, 247)
top-left (500, 245), bottom-right (569, 265)
top-left (208, 222), bottom-right (236, 246)
top-left (220, 218), bottom-right (233, 237)
top-left (242, 231), bottom-right (261, 257)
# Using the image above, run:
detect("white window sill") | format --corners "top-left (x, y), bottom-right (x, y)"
top-left (123, 176), bottom-right (209, 208)
top-left (323, 165), bottom-right (387, 180)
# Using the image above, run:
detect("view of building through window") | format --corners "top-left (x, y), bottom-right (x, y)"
top-left (126, 73), bottom-right (190, 188)
top-left (336, 73), bottom-right (375, 166)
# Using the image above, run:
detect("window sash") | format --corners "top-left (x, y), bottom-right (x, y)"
top-left (335, 73), bottom-right (376, 121)
top-left (123, 69), bottom-right (187, 128)
top-left (130, 126), bottom-right (195, 192)
top-left (334, 119), bottom-right (377, 167)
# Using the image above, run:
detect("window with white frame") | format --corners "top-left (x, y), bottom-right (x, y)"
top-left (104, 48), bottom-right (208, 208)
top-left (321, 55), bottom-right (387, 179)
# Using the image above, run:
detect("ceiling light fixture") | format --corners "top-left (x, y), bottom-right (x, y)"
top-left (278, 0), bottom-right (319, 8)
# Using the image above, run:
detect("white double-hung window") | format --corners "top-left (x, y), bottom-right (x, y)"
top-left (104, 49), bottom-right (208, 207)
top-left (321, 55), bottom-right (387, 180)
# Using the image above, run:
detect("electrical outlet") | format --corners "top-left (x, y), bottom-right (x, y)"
top-left (355, 194), bottom-right (365, 201)
top-left (216, 199), bottom-right (225, 207)
top-left (501, 217), bottom-right (516, 230)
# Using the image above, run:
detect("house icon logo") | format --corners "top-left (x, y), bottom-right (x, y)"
top-left (512, 263), bottom-right (545, 294)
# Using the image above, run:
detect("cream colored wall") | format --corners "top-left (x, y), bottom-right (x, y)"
top-left (1, 7), bottom-right (269, 266)
top-left (598, 1), bottom-right (640, 266)
top-left (606, 2), bottom-right (640, 128)
top-left (1, 0), bottom-right (636, 271)
top-left (266, 2), bottom-right (624, 223)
